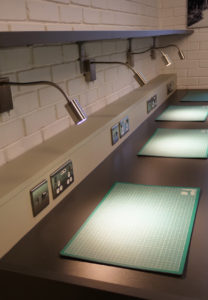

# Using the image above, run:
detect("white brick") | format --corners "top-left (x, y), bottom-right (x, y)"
top-left (102, 40), bottom-right (116, 55)
top-left (174, 7), bottom-right (186, 17)
top-left (83, 8), bottom-right (101, 24)
top-left (33, 46), bottom-right (63, 66)
top-left (198, 77), bottom-right (208, 86)
top-left (0, 119), bottom-right (25, 148)
top-left (39, 83), bottom-right (66, 107)
top-left (42, 118), bottom-right (70, 140)
top-left (84, 41), bottom-right (102, 58)
top-left (92, 0), bottom-right (107, 9)
top-left (188, 41), bottom-right (200, 50)
top-left (63, 44), bottom-right (79, 62)
top-left (9, 22), bottom-right (45, 31)
top-left (18, 67), bottom-right (51, 92)
top-left (199, 41), bottom-right (208, 50)
top-left (177, 77), bottom-right (198, 88)
top-left (68, 76), bottom-right (87, 95)
top-left (188, 68), bottom-right (208, 77)
top-left (13, 92), bottom-right (39, 116)
top-left (115, 40), bottom-right (128, 53)
top-left (24, 106), bottom-right (56, 135)
top-left (46, 23), bottom-right (73, 31)
top-left (56, 102), bottom-right (70, 118)
top-left (59, 5), bottom-right (82, 23)
top-left (101, 10), bottom-right (115, 24)
top-left (104, 67), bottom-right (118, 83)
top-left (97, 82), bottom-right (113, 98)
top-left (0, 48), bottom-right (32, 73)
top-left (160, 8), bottom-right (174, 18)
top-left (52, 62), bottom-right (77, 82)
top-left (28, 0), bottom-right (59, 22)
top-left (0, 150), bottom-right (6, 167)
top-left (0, 0), bottom-right (26, 20)
top-left (71, 0), bottom-right (90, 6)
top-left (107, 0), bottom-right (126, 12)
top-left (199, 61), bottom-right (208, 68)
top-left (72, 24), bottom-right (94, 30)
top-left (49, 0), bottom-right (69, 3)
top-left (80, 88), bottom-right (97, 106)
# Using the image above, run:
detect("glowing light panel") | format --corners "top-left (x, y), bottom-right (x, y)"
top-left (61, 183), bottom-right (199, 275)
top-left (156, 105), bottom-right (208, 122)
top-left (138, 128), bottom-right (208, 158)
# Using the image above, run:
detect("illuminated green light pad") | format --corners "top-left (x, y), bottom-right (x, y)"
top-left (156, 105), bottom-right (208, 122)
top-left (60, 183), bottom-right (200, 275)
top-left (181, 91), bottom-right (208, 102)
top-left (138, 128), bottom-right (208, 158)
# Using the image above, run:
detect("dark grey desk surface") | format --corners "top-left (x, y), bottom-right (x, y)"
top-left (1, 90), bottom-right (208, 300)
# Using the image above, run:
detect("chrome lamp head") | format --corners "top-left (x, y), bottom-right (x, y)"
top-left (65, 98), bottom-right (87, 125)
top-left (160, 50), bottom-right (172, 67)
top-left (133, 72), bottom-right (146, 86)
top-left (178, 49), bottom-right (185, 60)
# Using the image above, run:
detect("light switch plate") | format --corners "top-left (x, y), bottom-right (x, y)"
top-left (50, 160), bottom-right (74, 200)
top-left (167, 81), bottom-right (175, 95)
top-left (30, 180), bottom-right (49, 217)
top-left (119, 116), bottom-right (129, 138)
top-left (111, 123), bottom-right (119, 145)
top-left (147, 95), bottom-right (157, 114)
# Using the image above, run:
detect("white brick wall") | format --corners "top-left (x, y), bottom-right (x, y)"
top-left (0, 0), bottom-right (183, 166)
top-left (159, 0), bottom-right (208, 89)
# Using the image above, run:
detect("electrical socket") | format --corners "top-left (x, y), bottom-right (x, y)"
top-left (30, 180), bottom-right (49, 217)
top-left (111, 123), bottom-right (119, 145)
top-left (167, 81), bottom-right (175, 95)
top-left (119, 116), bottom-right (129, 138)
top-left (147, 94), bottom-right (157, 114)
top-left (50, 160), bottom-right (74, 200)
top-left (0, 77), bottom-right (13, 113)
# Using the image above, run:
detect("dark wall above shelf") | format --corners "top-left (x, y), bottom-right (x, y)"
top-left (0, 30), bottom-right (193, 48)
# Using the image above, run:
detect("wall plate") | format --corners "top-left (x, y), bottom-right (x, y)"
top-left (50, 160), bottom-right (74, 200)
top-left (167, 81), bottom-right (175, 95)
top-left (147, 95), bottom-right (157, 114)
top-left (119, 116), bottom-right (129, 138)
top-left (30, 180), bottom-right (49, 217)
top-left (111, 123), bottom-right (119, 145)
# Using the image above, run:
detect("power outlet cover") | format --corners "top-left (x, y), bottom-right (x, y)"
top-left (111, 123), bottom-right (119, 145)
top-left (30, 180), bottom-right (49, 217)
top-left (50, 160), bottom-right (74, 200)
top-left (119, 116), bottom-right (129, 138)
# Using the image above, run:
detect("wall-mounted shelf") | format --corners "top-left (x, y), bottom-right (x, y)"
top-left (0, 30), bottom-right (193, 48)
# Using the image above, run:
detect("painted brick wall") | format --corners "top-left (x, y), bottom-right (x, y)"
top-left (159, 0), bottom-right (208, 89)
top-left (0, 0), bottom-right (162, 166)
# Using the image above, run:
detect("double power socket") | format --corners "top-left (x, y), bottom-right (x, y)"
top-left (111, 116), bottom-right (129, 145)
top-left (30, 160), bottom-right (74, 217)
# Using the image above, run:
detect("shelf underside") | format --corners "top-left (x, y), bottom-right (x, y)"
top-left (0, 30), bottom-right (193, 48)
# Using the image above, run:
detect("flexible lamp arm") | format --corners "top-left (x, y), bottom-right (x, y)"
top-left (131, 44), bottom-right (185, 60)
top-left (90, 61), bottom-right (146, 86)
top-left (0, 80), bottom-right (87, 124)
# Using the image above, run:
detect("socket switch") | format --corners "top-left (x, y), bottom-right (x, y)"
top-left (167, 81), bottom-right (175, 95)
top-left (50, 160), bottom-right (74, 199)
top-left (111, 123), bottom-right (119, 145)
top-left (30, 180), bottom-right (49, 217)
top-left (147, 94), bottom-right (157, 114)
top-left (119, 116), bottom-right (129, 138)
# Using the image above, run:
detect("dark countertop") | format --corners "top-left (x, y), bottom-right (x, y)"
top-left (1, 90), bottom-right (208, 300)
